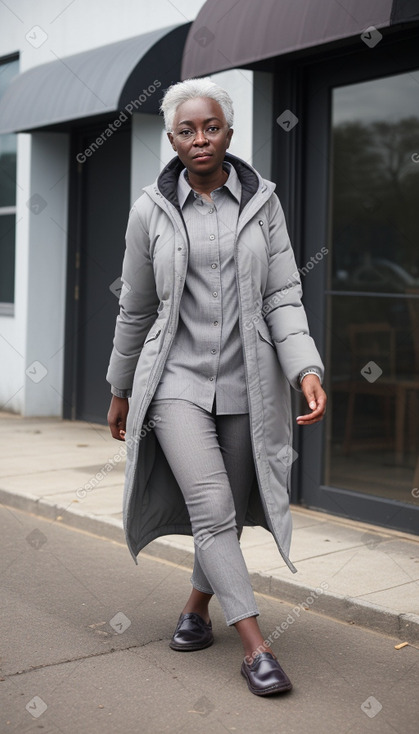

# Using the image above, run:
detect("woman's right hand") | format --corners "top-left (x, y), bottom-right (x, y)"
top-left (107, 396), bottom-right (129, 441)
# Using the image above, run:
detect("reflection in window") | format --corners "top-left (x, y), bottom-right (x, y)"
top-left (332, 115), bottom-right (419, 293)
top-left (325, 71), bottom-right (419, 504)
top-left (0, 57), bottom-right (18, 308)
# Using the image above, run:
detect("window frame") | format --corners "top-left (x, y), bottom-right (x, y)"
top-left (0, 53), bottom-right (19, 315)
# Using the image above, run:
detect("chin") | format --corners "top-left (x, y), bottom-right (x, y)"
top-left (190, 159), bottom-right (218, 173)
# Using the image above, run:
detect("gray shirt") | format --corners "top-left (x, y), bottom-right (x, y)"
top-left (152, 162), bottom-right (249, 414)
top-left (110, 163), bottom-right (322, 404)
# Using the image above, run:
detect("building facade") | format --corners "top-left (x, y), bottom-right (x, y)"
top-left (0, 0), bottom-right (418, 535)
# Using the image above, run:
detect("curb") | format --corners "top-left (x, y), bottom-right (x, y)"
top-left (1, 487), bottom-right (418, 644)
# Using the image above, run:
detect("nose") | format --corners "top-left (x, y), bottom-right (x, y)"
top-left (193, 130), bottom-right (209, 145)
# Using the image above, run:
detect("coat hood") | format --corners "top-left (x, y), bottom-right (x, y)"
top-left (151, 152), bottom-right (275, 216)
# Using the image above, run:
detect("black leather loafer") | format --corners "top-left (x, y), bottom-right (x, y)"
top-left (241, 652), bottom-right (293, 696)
top-left (169, 612), bottom-right (214, 651)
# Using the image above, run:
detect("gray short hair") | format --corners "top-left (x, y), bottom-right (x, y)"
top-left (160, 78), bottom-right (234, 132)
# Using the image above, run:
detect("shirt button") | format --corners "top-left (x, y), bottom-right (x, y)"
top-left (209, 234), bottom-right (215, 241)
top-left (210, 349), bottom-right (217, 354)
top-left (212, 291), bottom-right (218, 297)
top-left (211, 263), bottom-right (217, 269)
top-left (208, 208), bottom-right (214, 213)
top-left (209, 376), bottom-right (215, 381)
top-left (213, 320), bottom-right (219, 326)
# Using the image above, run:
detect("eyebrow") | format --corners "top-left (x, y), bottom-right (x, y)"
top-left (175, 117), bottom-right (223, 127)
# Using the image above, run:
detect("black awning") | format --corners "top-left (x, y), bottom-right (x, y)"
top-left (181, 0), bottom-right (419, 79)
top-left (0, 23), bottom-right (190, 134)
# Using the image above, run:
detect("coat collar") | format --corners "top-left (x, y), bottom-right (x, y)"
top-left (177, 161), bottom-right (241, 209)
top-left (147, 152), bottom-right (275, 217)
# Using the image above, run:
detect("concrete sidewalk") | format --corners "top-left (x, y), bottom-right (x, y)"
top-left (1, 412), bottom-right (418, 643)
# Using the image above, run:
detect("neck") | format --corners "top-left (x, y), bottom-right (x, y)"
top-left (185, 165), bottom-right (228, 196)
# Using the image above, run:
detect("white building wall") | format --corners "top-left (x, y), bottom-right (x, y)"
top-left (210, 69), bottom-right (254, 164)
top-left (0, 0), bottom-right (263, 416)
top-left (131, 114), bottom-right (164, 204)
top-left (24, 132), bottom-right (69, 416)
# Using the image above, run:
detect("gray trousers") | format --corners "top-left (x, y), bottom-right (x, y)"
top-left (148, 397), bottom-right (260, 626)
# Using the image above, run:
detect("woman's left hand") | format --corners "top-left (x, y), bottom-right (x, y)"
top-left (296, 374), bottom-right (327, 425)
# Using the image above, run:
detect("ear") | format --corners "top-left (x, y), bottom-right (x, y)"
top-left (167, 132), bottom-right (176, 152)
top-left (226, 127), bottom-right (233, 149)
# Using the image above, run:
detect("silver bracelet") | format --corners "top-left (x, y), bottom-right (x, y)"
top-left (299, 368), bottom-right (322, 385)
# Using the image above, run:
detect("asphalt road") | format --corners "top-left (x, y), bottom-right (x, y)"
top-left (1, 505), bottom-right (418, 734)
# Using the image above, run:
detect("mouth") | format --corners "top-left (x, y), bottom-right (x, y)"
top-left (193, 153), bottom-right (212, 159)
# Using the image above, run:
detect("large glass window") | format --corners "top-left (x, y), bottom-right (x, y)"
top-left (325, 70), bottom-right (419, 504)
top-left (0, 57), bottom-right (18, 311)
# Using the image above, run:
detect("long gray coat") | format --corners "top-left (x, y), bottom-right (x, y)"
top-left (106, 153), bottom-right (324, 574)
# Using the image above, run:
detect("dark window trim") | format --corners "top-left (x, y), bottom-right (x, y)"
top-left (0, 203), bottom-right (17, 313)
top-left (0, 53), bottom-right (19, 311)
top-left (0, 51), bottom-right (19, 66)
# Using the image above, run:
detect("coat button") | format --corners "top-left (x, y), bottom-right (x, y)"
top-left (259, 220), bottom-right (264, 226)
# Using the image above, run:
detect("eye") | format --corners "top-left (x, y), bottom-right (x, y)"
top-left (207, 126), bottom-right (219, 133)
top-left (179, 129), bottom-right (193, 137)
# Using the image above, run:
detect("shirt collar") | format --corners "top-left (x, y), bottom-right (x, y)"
top-left (177, 161), bottom-right (241, 209)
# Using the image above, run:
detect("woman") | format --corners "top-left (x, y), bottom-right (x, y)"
top-left (107, 78), bottom-right (326, 697)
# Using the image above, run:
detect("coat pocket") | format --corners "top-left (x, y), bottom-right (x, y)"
top-left (144, 328), bottom-right (162, 344)
top-left (143, 321), bottom-right (166, 355)
top-left (256, 325), bottom-right (275, 348)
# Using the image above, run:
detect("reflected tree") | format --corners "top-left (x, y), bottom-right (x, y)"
top-left (332, 117), bottom-right (419, 289)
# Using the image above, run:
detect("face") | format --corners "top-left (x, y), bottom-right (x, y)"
top-left (168, 97), bottom-right (233, 177)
